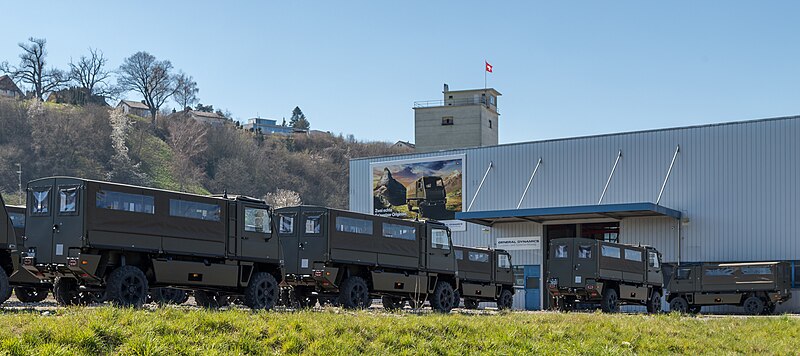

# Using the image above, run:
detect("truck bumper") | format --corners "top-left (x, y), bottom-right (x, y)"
top-left (284, 265), bottom-right (339, 291)
top-left (21, 253), bottom-right (102, 282)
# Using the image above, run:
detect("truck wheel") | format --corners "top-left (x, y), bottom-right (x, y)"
top-left (430, 281), bottom-right (455, 313)
top-left (338, 276), bottom-right (370, 309)
top-left (195, 290), bottom-right (231, 309)
top-left (382, 296), bottom-right (403, 310)
top-left (0, 269), bottom-right (11, 304)
top-left (743, 296), bottom-right (765, 315)
top-left (53, 277), bottom-right (84, 306)
top-left (497, 289), bottom-right (514, 310)
top-left (243, 272), bottom-right (279, 310)
top-left (762, 302), bottom-right (777, 315)
top-left (646, 291), bottom-right (662, 313)
top-left (106, 265), bottom-right (149, 308)
top-left (669, 297), bottom-right (689, 313)
top-left (14, 286), bottom-right (49, 303)
top-left (452, 290), bottom-right (461, 308)
top-left (151, 288), bottom-right (183, 305)
top-left (463, 298), bottom-right (480, 309)
top-left (601, 288), bottom-right (620, 313)
top-left (688, 305), bottom-right (702, 314)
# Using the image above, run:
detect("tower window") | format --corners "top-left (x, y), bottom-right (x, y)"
top-left (442, 117), bottom-right (454, 126)
top-left (489, 120), bottom-right (492, 128)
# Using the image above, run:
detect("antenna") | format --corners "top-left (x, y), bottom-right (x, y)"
top-left (223, 189), bottom-right (228, 199)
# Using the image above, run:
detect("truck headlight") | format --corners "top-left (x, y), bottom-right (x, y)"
top-left (548, 278), bottom-right (558, 286)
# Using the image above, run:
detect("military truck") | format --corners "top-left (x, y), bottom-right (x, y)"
top-left (275, 206), bottom-right (458, 312)
top-left (21, 177), bottom-right (282, 309)
top-left (547, 237), bottom-right (664, 313)
top-left (6, 204), bottom-right (52, 303)
top-left (0, 194), bottom-right (19, 304)
top-left (666, 261), bottom-right (792, 315)
top-left (452, 246), bottom-right (514, 309)
top-left (406, 176), bottom-right (454, 220)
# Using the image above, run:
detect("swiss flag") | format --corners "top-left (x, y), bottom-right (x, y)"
top-left (485, 61), bottom-right (493, 73)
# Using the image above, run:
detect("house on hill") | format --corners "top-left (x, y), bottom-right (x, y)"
top-left (242, 117), bottom-right (295, 135)
top-left (117, 100), bottom-right (151, 117)
top-left (168, 109), bottom-right (229, 126)
top-left (392, 141), bottom-right (415, 150)
top-left (0, 75), bottom-right (24, 99)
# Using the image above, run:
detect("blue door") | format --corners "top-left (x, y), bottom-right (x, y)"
top-left (523, 265), bottom-right (541, 310)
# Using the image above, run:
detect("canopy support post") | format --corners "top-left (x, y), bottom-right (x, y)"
top-left (598, 150), bottom-right (622, 204)
top-left (467, 161), bottom-right (493, 212)
top-left (657, 145), bottom-right (680, 204)
top-left (517, 157), bottom-right (542, 209)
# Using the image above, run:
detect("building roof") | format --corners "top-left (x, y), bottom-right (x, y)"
top-left (118, 100), bottom-right (150, 110)
top-left (0, 75), bottom-right (23, 96)
top-left (393, 140), bottom-right (416, 148)
top-left (456, 202), bottom-right (682, 226)
top-left (190, 110), bottom-right (226, 120)
top-left (444, 88), bottom-right (502, 96)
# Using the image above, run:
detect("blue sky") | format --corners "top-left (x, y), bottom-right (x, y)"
top-left (1, 1), bottom-right (798, 144)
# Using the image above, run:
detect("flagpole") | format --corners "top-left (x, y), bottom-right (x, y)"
top-left (484, 60), bottom-right (487, 89)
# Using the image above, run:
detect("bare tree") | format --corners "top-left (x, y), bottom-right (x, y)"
top-left (69, 48), bottom-right (114, 96)
top-left (173, 72), bottom-right (199, 111)
top-left (0, 37), bottom-right (67, 100)
top-left (264, 189), bottom-right (302, 208)
top-left (117, 52), bottom-right (175, 125)
top-left (166, 117), bottom-right (208, 190)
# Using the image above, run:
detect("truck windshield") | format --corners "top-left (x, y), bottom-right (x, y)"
top-left (431, 228), bottom-right (450, 250)
top-left (648, 252), bottom-right (660, 268)
top-left (245, 207), bottom-right (271, 233)
top-left (8, 213), bottom-right (24, 228)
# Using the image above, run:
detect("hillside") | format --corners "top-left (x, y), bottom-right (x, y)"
top-left (0, 98), bottom-right (412, 208)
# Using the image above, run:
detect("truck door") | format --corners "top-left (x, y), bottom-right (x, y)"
top-left (237, 203), bottom-right (274, 261)
top-left (572, 239), bottom-right (596, 288)
top-left (425, 226), bottom-right (453, 272)
top-left (296, 210), bottom-right (326, 275)
top-left (28, 178), bottom-right (84, 265)
top-left (276, 211), bottom-right (299, 274)
top-left (494, 252), bottom-right (513, 285)
top-left (670, 266), bottom-right (696, 294)
top-left (547, 239), bottom-right (574, 288)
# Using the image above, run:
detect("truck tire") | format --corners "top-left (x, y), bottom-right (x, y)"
top-left (646, 290), bottom-right (662, 314)
top-left (195, 290), bottom-right (231, 309)
top-left (688, 305), bottom-right (702, 314)
top-left (338, 276), bottom-right (370, 309)
top-left (743, 296), bottom-right (765, 315)
top-left (430, 281), bottom-right (455, 313)
top-left (0, 269), bottom-right (11, 304)
top-left (601, 288), bottom-right (619, 313)
top-left (106, 265), bottom-right (149, 308)
top-left (463, 298), bottom-right (480, 310)
top-left (452, 290), bottom-right (461, 308)
top-left (382, 296), bottom-right (403, 310)
top-left (53, 277), bottom-right (84, 306)
top-left (669, 296), bottom-right (689, 313)
top-left (762, 302), bottom-right (777, 315)
top-left (497, 289), bottom-right (514, 310)
top-left (151, 288), bottom-right (184, 305)
top-left (14, 286), bottom-right (49, 303)
top-left (243, 272), bottom-right (279, 310)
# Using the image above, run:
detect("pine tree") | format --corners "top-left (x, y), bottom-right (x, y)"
top-left (289, 106), bottom-right (310, 130)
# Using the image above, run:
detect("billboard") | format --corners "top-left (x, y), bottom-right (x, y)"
top-left (370, 155), bottom-right (466, 231)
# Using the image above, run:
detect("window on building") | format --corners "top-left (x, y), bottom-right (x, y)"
top-left (442, 116), bottom-right (454, 125)
top-left (244, 207), bottom-right (271, 233)
top-left (335, 216), bottom-right (373, 235)
top-left (30, 187), bottom-right (51, 216)
top-left (169, 199), bottom-right (221, 221)
top-left (96, 190), bottom-right (154, 214)
top-left (498, 254), bottom-right (511, 269)
top-left (382, 223), bottom-right (416, 240)
top-left (578, 245), bottom-right (592, 259)
top-left (431, 228), bottom-right (450, 250)
top-left (59, 186), bottom-right (79, 215)
top-left (554, 244), bottom-right (568, 259)
top-left (278, 213), bottom-right (295, 234)
top-left (601, 245), bottom-right (621, 259)
top-left (304, 214), bottom-right (322, 234)
top-left (489, 120), bottom-right (492, 129)
top-left (8, 213), bottom-right (24, 229)
top-left (512, 266), bottom-right (525, 287)
top-left (490, 95), bottom-right (496, 105)
top-left (468, 251), bottom-right (490, 263)
top-left (624, 249), bottom-right (642, 262)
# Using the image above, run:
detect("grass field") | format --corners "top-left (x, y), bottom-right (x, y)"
top-left (0, 308), bottom-right (797, 355)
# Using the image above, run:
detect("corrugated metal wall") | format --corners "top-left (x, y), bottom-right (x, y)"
top-left (351, 116), bottom-right (800, 310)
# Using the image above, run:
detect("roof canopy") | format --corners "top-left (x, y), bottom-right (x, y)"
top-left (456, 202), bottom-right (682, 226)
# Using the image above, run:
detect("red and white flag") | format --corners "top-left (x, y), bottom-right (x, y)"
top-left (485, 61), bottom-right (493, 73)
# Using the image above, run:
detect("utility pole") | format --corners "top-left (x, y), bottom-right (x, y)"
top-left (15, 163), bottom-right (22, 205)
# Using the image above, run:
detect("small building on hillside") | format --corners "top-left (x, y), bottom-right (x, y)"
top-left (0, 75), bottom-right (24, 99)
top-left (117, 100), bottom-right (151, 118)
top-left (242, 117), bottom-right (295, 135)
top-left (168, 110), bottom-right (229, 126)
top-left (392, 140), bottom-right (416, 150)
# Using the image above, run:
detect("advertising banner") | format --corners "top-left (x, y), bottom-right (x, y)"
top-left (370, 155), bottom-right (466, 231)
top-left (495, 236), bottom-right (541, 251)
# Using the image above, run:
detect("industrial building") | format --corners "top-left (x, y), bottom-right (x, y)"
top-left (349, 85), bottom-right (800, 311)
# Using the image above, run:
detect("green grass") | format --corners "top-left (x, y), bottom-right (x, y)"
top-left (0, 308), bottom-right (797, 355)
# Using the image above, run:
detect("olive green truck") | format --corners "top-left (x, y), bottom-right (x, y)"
top-left (6, 204), bottom-right (52, 303)
top-left (21, 177), bottom-right (282, 309)
top-left (547, 237), bottom-right (664, 313)
top-left (452, 246), bottom-right (514, 310)
top-left (667, 261), bottom-right (792, 315)
top-left (275, 206), bottom-right (459, 312)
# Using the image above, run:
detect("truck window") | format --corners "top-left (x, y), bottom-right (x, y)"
top-left (382, 223), bottom-right (415, 240)
top-left (741, 266), bottom-right (772, 275)
top-left (58, 186), bottom-right (79, 215)
top-left (95, 190), bottom-right (155, 214)
top-left (304, 214), bottom-right (322, 234)
top-left (454, 250), bottom-right (464, 260)
top-left (8, 212), bottom-right (24, 228)
top-left (624, 249), bottom-right (642, 262)
top-left (245, 207), bottom-right (271, 233)
top-left (704, 267), bottom-right (735, 276)
top-left (676, 268), bottom-right (692, 280)
top-left (468, 251), bottom-right (489, 263)
top-left (335, 216), bottom-right (373, 235)
top-left (431, 228), bottom-right (450, 250)
top-left (31, 187), bottom-right (51, 216)
top-left (498, 254), bottom-right (511, 269)
top-left (578, 245), bottom-right (592, 259)
top-left (169, 199), bottom-right (221, 221)
top-left (554, 244), bottom-right (568, 259)
top-left (601, 245), bottom-right (620, 258)
top-left (278, 214), bottom-right (295, 234)
top-left (648, 252), bottom-right (660, 268)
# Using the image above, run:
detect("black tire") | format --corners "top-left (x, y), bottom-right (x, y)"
top-left (669, 296), bottom-right (689, 313)
top-left (53, 277), bottom-right (84, 306)
top-left (14, 286), bottom-right (49, 303)
top-left (382, 296), bottom-right (403, 310)
top-left (743, 296), bottom-right (765, 315)
top-left (430, 281), bottom-right (455, 313)
top-left (195, 290), bottom-right (231, 309)
top-left (0, 268), bottom-right (11, 304)
top-left (463, 298), bottom-right (480, 310)
top-left (497, 289), bottom-right (513, 310)
top-left (688, 305), bottom-right (702, 314)
top-left (452, 290), bottom-right (461, 308)
top-left (646, 290), bottom-right (662, 314)
top-left (338, 276), bottom-right (370, 309)
top-left (151, 288), bottom-right (183, 305)
top-left (762, 302), bottom-right (777, 315)
top-left (243, 272), bottom-right (279, 310)
top-left (106, 265), bottom-right (149, 308)
top-left (601, 288), bottom-right (619, 313)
